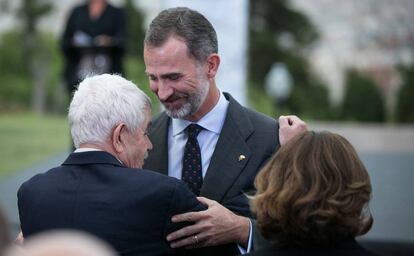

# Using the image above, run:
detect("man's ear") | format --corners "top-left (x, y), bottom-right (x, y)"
top-left (206, 53), bottom-right (220, 79)
top-left (112, 123), bottom-right (126, 153)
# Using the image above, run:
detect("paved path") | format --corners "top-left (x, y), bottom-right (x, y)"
top-left (359, 152), bottom-right (414, 242)
top-left (0, 151), bottom-right (69, 237)
top-left (310, 122), bottom-right (414, 242)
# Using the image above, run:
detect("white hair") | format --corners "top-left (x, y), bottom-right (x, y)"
top-left (69, 74), bottom-right (151, 148)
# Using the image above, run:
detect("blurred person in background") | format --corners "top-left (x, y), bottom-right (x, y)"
top-left (248, 131), bottom-right (375, 256)
top-left (5, 230), bottom-right (117, 256)
top-left (60, 0), bottom-right (126, 97)
top-left (16, 74), bottom-right (207, 256)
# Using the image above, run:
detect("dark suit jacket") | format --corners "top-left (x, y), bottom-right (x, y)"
top-left (144, 92), bottom-right (280, 254)
top-left (18, 151), bottom-right (206, 256)
top-left (245, 239), bottom-right (377, 256)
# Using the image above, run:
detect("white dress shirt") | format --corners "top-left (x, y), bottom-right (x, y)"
top-left (167, 91), bottom-right (229, 179)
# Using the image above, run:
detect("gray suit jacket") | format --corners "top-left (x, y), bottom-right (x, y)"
top-left (144, 92), bottom-right (279, 216)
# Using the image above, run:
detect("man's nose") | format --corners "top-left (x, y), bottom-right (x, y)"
top-left (157, 83), bottom-right (174, 101)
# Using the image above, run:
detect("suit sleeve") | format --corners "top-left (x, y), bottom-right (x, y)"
top-left (17, 182), bottom-right (28, 236)
top-left (251, 219), bottom-right (273, 251)
top-left (164, 180), bottom-right (207, 236)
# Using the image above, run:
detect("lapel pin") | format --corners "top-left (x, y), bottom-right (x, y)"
top-left (238, 155), bottom-right (246, 162)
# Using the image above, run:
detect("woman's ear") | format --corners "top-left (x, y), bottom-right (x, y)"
top-left (206, 53), bottom-right (220, 79)
top-left (112, 123), bottom-right (126, 153)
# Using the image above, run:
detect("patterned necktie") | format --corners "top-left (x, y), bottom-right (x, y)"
top-left (181, 124), bottom-right (203, 195)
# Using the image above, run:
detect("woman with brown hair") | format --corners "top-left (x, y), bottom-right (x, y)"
top-left (248, 131), bottom-right (375, 255)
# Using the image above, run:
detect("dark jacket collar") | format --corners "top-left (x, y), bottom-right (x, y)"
top-left (62, 151), bottom-right (124, 167)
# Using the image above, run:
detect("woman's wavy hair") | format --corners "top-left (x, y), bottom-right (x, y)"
top-left (251, 131), bottom-right (373, 247)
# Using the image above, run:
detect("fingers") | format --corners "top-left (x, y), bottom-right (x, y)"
top-left (171, 210), bottom-right (205, 223)
top-left (289, 115), bottom-right (305, 127)
top-left (167, 199), bottom-right (240, 249)
top-left (170, 233), bottom-right (207, 249)
top-left (196, 196), bottom-right (215, 206)
top-left (278, 115), bottom-right (307, 145)
top-left (279, 115), bottom-right (305, 127)
top-left (171, 197), bottom-right (217, 223)
top-left (169, 235), bottom-right (194, 249)
top-left (168, 210), bottom-right (211, 243)
top-left (184, 234), bottom-right (210, 249)
top-left (167, 223), bottom-right (203, 245)
top-left (168, 199), bottom-right (219, 247)
top-left (278, 115), bottom-right (289, 126)
top-left (279, 115), bottom-right (306, 129)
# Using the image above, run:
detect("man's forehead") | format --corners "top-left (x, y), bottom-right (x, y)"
top-left (144, 38), bottom-right (195, 62)
top-left (145, 37), bottom-right (186, 55)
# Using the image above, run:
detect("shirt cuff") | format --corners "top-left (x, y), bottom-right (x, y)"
top-left (237, 219), bottom-right (253, 254)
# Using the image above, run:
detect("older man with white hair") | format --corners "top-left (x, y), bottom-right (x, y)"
top-left (17, 74), bottom-right (206, 256)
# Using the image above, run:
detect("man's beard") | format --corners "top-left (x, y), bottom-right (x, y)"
top-left (164, 77), bottom-right (209, 119)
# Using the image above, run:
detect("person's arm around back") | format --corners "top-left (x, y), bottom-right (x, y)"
top-left (165, 115), bottom-right (307, 251)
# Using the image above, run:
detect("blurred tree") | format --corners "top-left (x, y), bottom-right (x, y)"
top-left (395, 64), bottom-right (414, 123)
top-left (19, 0), bottom-right (53, 114)
top-left (341, 69), bottom-right (385, 122)
top-left (249, 0), bottom-right (330, 119)
top-left (0, 31), bottom-right (64, 112)
top-left (0, 0), bottom-right (60, 113)
top-left (124, 0), bottom-right (146, 58)
top-left (0, 31), bottom-right (31, 109)
top-left (122, 0), bottom-right (159, 113)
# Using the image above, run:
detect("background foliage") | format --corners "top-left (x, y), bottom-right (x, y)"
top-left (248, 0), bottom-right (331, 120)
top-left (395, 64), bottom-right (414, 123)
top-left (341, 69), bottom-right (385, 122)
top-left (0, 0), bottom-right (413, 121)
top-left (0, 31), bottom-right (65, 112)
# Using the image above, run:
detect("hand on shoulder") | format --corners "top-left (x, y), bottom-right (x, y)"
top-left (278, 115), bottom-right (307, 145)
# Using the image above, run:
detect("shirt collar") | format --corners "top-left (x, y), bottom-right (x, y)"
top-left (74, 147), bottom-right (123, 165)
top-left (171, 91), bottom-right (229, 136)
top-left (74, 147), bottom-right (102, 153)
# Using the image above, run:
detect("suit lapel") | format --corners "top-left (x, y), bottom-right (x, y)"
top-left (144, 113), bottom-right (169, 175)
top-left (200, 93), bottom-right (253, 202)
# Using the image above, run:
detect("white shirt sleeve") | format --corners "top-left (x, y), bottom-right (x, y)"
top-left (237, 219), bottom-right (253, 254)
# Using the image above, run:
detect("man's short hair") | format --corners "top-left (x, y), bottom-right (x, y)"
top-left (69, 74), bottom-right (151, 148)
top-left (145, 7), bottom-right (218, 62)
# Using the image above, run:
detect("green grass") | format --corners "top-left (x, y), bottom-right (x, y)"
top-left (0, 112), bottom-right (69, 178)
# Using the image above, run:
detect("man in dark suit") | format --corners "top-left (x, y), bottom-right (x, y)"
top-left (18, 74), bottom-right (206, 256)
top-left (60, 0), bottom-right (126, 97)
top-left (142, 7), bottom-right (307, 254)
